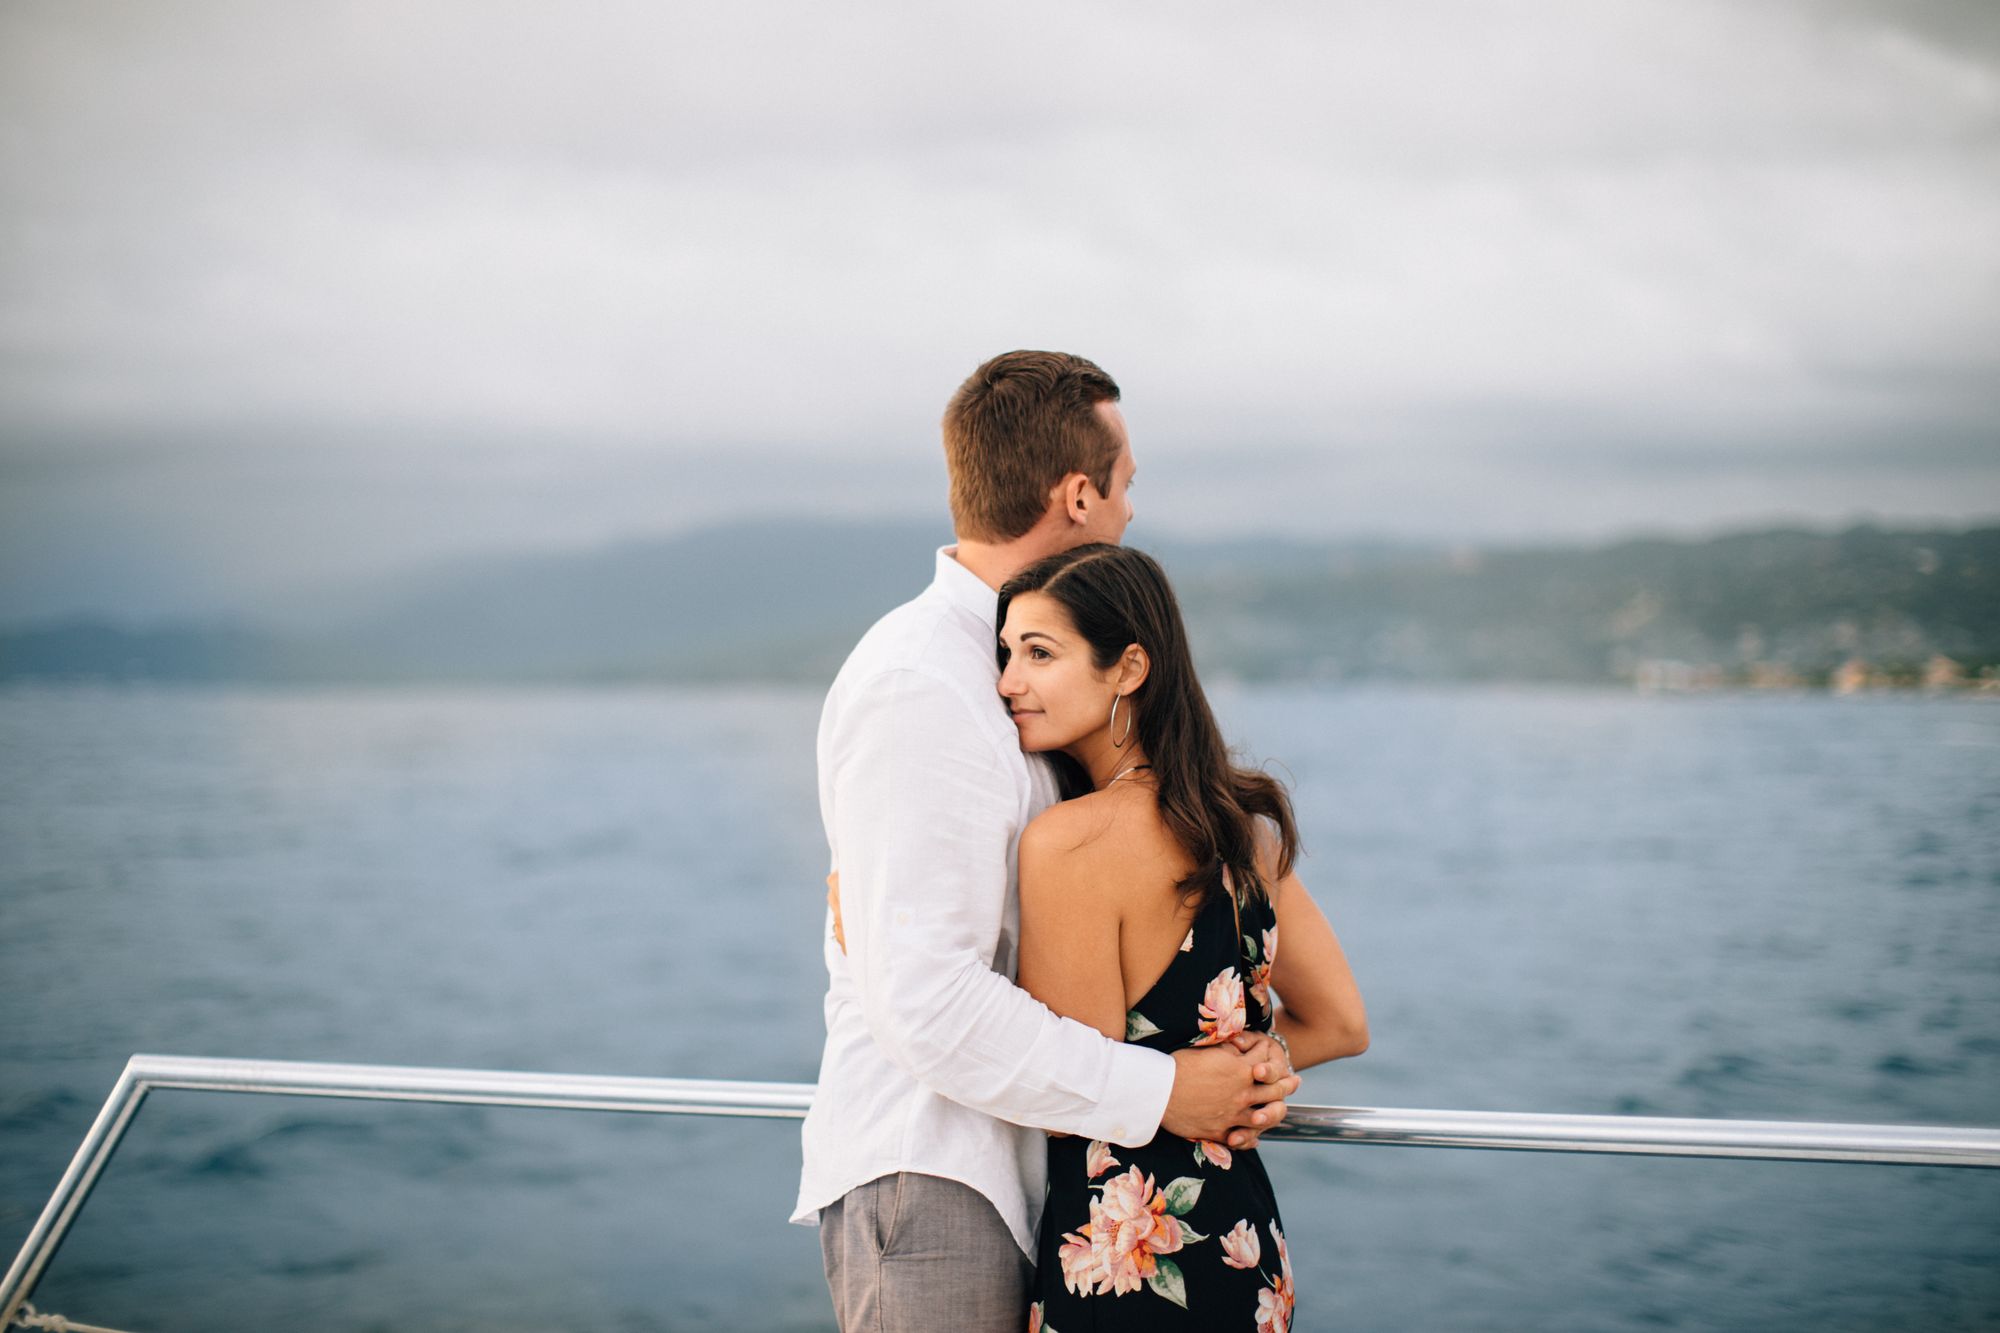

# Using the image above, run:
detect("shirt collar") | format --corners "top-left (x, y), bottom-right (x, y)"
top-left (933, 545), bottom-right (1001, 632)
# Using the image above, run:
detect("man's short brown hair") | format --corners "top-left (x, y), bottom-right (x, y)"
top-left (942, 350), bottom-right (1123, 543)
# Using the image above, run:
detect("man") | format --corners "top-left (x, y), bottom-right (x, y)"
top-left (791, 350), bottom-right (1298, 1331)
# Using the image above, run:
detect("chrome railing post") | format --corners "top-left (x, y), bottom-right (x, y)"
top-left (1, 1060), bottom-right (151, 1328)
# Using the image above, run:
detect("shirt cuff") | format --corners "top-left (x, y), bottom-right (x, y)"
top-left (1081, 1044), bottom-right (1177, 1148)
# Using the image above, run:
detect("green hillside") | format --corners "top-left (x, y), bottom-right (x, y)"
top-left (1176, 525), bottom-right (1999, 686)
top-left (3, 522), bottom-right (1994, 688)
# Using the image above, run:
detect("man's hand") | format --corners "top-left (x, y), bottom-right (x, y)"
top-left (827, 871), bottom-right (846, 953)
top-left (1162, 1044), bottom-right (1301, 1150)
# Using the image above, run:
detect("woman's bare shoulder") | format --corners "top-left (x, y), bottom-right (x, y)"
top-left (1024, 786), bottom-right (1159, 852)
top-left (1021, 789), bottom-right (1183, 903)
top-left (1019, 797), bottom-right (1118, 913)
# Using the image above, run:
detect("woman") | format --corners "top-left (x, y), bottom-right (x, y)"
top-left (998, 543), bottom-right (1369, 1333)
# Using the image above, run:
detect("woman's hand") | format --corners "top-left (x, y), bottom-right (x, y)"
top-left (1220, 1030), bottom-right (1295, 1148)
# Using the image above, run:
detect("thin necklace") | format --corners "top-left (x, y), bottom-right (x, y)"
top-left (1104, 761), bottom-right (1153, 789)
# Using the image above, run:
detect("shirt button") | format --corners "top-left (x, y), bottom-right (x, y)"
top-left (895, 910), bottom-right (911, 926)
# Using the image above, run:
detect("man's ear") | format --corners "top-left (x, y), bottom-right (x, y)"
top-left (1056, 471), bottom-right (1095, 527)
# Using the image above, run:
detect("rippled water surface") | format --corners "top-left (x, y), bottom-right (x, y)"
top-left (3, 684), bottom-right (1997, 1330)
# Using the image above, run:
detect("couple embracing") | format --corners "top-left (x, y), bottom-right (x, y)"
top-left (792, 351), bottom-right (1369, 1332)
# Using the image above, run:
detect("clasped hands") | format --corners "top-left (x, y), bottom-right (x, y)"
top-left (826, 872), bottom-right (1298, 1150)
top-left (1176, 1030), bottom-right (1298, 1151)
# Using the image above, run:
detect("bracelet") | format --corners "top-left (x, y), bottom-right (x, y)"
top-left (1268, 1029), bottom-right (1293, 1065)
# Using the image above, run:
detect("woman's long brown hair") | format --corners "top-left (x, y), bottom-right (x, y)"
top-left (997, 543), bottom-right (1299, 908)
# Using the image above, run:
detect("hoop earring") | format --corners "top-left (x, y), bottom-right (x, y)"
top-left (1110, 694), bottom-right (1135, 748)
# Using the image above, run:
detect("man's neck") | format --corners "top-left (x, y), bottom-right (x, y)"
top-left (948, 532), bottom-right (1040, 588)
top-left (950, 533), bottom-right (1069, 592)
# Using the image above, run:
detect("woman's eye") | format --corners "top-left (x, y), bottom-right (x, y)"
top-left (1029, 646), bottom-right (1051, 661)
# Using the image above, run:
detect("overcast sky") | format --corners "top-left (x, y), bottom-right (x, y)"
top-left (3, 0), bottom-right (1997, 619)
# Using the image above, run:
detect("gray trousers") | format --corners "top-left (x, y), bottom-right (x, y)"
top-left (819, 1172), bottom-right (1032, 1333)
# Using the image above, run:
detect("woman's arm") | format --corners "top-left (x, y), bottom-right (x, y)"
top-left (1263, 850), bottom-right (1369, 1071)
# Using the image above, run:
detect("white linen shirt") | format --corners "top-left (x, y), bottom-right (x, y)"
top-left (790, 546), bottom-right (1177, 1259)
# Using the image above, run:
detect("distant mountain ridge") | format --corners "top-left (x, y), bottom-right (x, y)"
top-left (1172, 523), bottom-right (1999, 685)
top-left (3, 519), bottom-right (1993, 686)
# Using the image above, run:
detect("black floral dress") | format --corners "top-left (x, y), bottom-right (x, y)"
top-left (1029, 885), bottom-right (1296, 1333)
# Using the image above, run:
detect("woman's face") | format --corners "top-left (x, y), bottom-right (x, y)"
top-left (997, 591), bottom-right (1120, 753)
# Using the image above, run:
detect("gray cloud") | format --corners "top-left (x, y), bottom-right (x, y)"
top-left (2, 0), bottom-right (1997, 617)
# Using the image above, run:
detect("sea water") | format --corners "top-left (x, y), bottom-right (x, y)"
top-left (2, 684), bottom-right (1996, 1331)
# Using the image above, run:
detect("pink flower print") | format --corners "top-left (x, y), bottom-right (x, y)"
top-left (1247, 958), bottom-right (1272, 1011)
top-left (1027, 1301), bottom-right (1044, 1333)
top-left (1192, 968), bottom-right (1247, 1046)
top-left (1179, 926), bottom-right (1195, 952)
top-left (1192, 1139), bottom-right (1233, 1170)
top-left (1220, 1219), bottom-right (1261, 1270)
top-left (1062, 1168), bottom-right (1207, 1305)
top-left (1057, 1200), bottom-right (1104, 1296)
top-left (1085, 1139), bottom-right (1120, 1179)
top-left (1255, 1221), bottom-right (1296, 1333)
top-left (1093, 1166), bottom-right (1186, 1295)
top-left (1249, 926), bottom-right (1279, 1008)
top-left (1256, 1283), bottom-right (1291, 1333)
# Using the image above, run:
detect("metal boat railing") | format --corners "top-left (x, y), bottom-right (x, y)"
top-left (8, 1053), bottom-right (2000, 1327)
